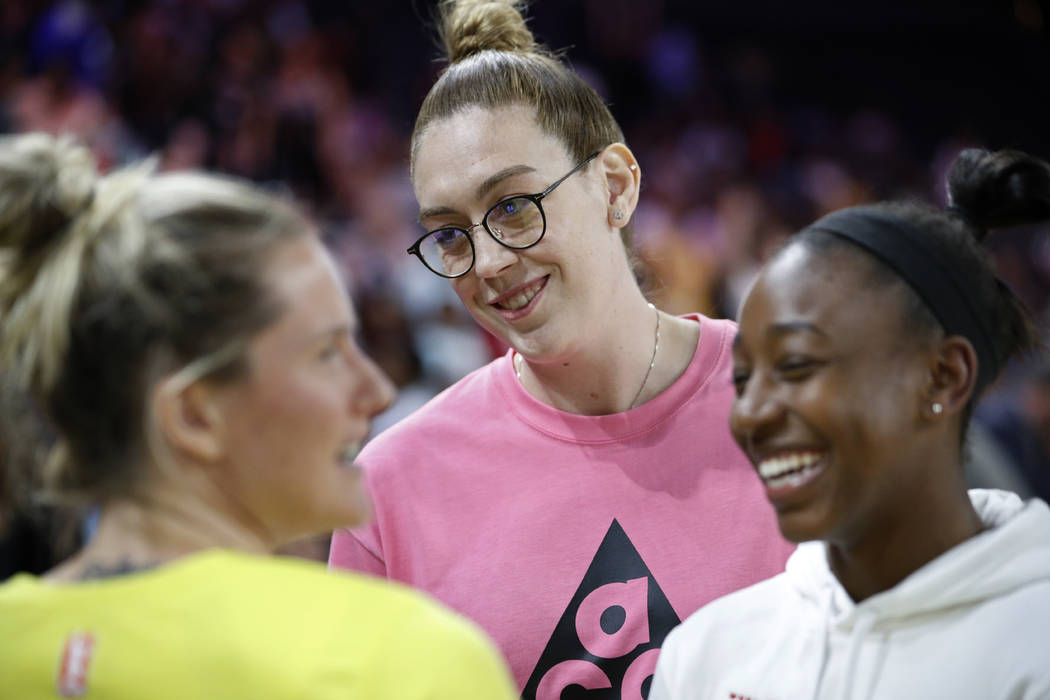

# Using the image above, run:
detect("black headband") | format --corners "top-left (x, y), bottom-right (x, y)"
top-left (804, 206), bottom-right (1000, 396)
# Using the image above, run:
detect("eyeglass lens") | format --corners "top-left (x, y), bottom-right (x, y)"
top-left (417, 196), bottom-right (544, 277)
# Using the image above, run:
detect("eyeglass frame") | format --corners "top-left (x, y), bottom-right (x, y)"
top-left (406, 150), bottom-right (602, 279)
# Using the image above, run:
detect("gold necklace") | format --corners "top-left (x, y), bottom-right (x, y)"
top-left (513, 303), bottom-right (661, 410)
top-left (629, 303), bottom-right (661, 409)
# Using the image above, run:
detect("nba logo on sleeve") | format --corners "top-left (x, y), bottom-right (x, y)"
top-left (522, 520), bottom-right (680, 700)
top-left (56, 631), bottom-right (96, 697)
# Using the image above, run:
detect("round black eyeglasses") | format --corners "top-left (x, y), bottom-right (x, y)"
top-left (407, 151), bottom-right (601, 278)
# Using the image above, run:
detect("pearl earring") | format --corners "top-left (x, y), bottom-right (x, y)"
top-left (931, 402), bottom-right (944, 415)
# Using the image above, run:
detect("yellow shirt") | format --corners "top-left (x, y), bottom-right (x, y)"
top-left (0, 549), bottom-right (516, 699)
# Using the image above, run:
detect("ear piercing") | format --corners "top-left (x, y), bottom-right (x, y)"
top-left (931, 402), bottom-right (944, 415)
top-left (629, 164), bottom-right (637, 171)
top-left (614, 209), bottom-right (624, 220)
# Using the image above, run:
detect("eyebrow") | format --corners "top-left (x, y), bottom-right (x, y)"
top-left (417, 164), bottom-right (537, 223)
top-left (768, 320), bottom-right (828, 339)
top-left (732, 320), bottom-right (828, 349)
top-left (312, 323), bottom-right (355, 342)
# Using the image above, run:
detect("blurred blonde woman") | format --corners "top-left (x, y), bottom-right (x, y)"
top-left (0, 132), bottom-right (516, 699)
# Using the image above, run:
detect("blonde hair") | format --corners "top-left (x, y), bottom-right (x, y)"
top-left (438, 0), bottom-right (536, 62)
top-left (0, 133), bottom-right (308, 508)
top-left (412, 0), bottom-right (632, 246)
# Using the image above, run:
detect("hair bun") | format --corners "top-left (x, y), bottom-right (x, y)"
top-left (947, 148), bottom-right (1050, 239)
top-left (439, 0), bottom-right (536, 64)
top-left (0, 133), bottom-right (98, 253)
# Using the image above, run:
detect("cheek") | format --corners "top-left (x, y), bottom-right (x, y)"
top-left (792, 374), bottom-right (869, 448)
top-left (827, 373), bottom-right (912, 458)
top-left (451, 277), bottom-right (479, 306)
top-left (727, 398), bottom-right (748, 448)
top-left (272, 375), bottom-right (344, 427)
top-left (232, 373), bottom-right (342, 453)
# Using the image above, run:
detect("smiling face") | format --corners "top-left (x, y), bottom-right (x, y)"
top-left (730, 242), bottom-right (937, 545)
top-left (412, 104), bottom-right (631, 360)
top-left (209, 234), bottom-right (395, 546)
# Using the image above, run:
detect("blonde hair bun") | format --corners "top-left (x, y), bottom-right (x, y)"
top-left (0, 133), bottom-right (98, 253)
top-left (440, 0), bottom-right (536, 63)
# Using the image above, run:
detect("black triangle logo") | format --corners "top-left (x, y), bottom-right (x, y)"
top-left (521, 519), bottom-right (681, 700)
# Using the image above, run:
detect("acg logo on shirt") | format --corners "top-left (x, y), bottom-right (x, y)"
top-left (522, 520), bottom-right (680, 700)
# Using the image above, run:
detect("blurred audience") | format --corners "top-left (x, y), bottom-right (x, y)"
top-left (2, 0), bottom-right (1048, 571)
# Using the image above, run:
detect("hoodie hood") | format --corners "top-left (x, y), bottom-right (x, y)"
top-left (650, 490), bottom-right (1050, 700)
top-left (786, 490), bottom-right (1050, 623)
top-left (782, 489), bottom-right (1050, 700)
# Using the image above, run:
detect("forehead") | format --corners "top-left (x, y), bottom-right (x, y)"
top-left (738, 242), bottom-right (904, 348)
top-left (263, 236), bottom-right (354, 330)
top-left (412, 104), bottom-right (572, 207)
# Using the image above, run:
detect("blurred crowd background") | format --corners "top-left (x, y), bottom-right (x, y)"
top-left (2, 0), bottom-right (1050, 571)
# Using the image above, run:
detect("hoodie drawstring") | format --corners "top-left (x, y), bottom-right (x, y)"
top-left (840, 609), bottom-right (877, 700)
top-left (807, 587), bottom-right (834, 700)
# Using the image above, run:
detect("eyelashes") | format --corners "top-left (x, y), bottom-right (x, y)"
top-left (731, 357), bottom-right (821, 395)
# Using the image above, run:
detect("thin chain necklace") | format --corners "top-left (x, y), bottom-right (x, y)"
top-left (513, 302), bottom-right (661, 411)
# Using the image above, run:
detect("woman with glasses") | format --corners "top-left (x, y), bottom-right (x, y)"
top-left (650, 149), bottom-right (1050, 699)
top-left (0, 133), bottom-right (516, 698)
top-left (329, 0), bottom-right (793, 694)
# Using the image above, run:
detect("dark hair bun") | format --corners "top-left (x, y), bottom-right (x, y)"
top-left (439, 0), bottom-right (536, 64)
top-left (947, 148), bottom-right (1050, 239)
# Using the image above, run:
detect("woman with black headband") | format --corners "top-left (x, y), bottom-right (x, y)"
top-left (650, 148), bottom-right (1050, 700)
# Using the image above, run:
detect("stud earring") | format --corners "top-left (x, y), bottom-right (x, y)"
top-left (613, 209), bottom-right (624, 220)
top-left (931, 402), bottom-right (944, 415)
top-left (629, 164), bottom-right (637, 171)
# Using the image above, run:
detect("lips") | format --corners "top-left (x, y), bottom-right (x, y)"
top-left (756, 450), bottom-right (827, 496)
top-left (488, 276), bottom-right (548, 319)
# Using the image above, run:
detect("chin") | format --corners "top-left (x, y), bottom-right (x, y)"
top-left (333, 491), bottom-right (374, 530)
top-left (283, 496), bottom-right (373, 545)
top-left (339, 508), bottom-right (372, 531)
top-left (773, 509), bottom-right (833, 544)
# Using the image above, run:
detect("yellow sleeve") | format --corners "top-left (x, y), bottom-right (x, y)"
top-left (374, 601), bottom-right (518, 700)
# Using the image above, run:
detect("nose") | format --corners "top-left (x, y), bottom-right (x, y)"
top-left (351, 353), bottom-right (397, 417)
top-left (472, 227), bottom-right (518, 278)
top-left (729, 376), bottom-right (785, 453)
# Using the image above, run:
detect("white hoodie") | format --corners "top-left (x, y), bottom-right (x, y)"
top-left (650, 490), bottom-right (1050, 700)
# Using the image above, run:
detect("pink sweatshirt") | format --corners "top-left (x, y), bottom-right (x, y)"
top-left (331, 315), bottom-right (793, 698)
